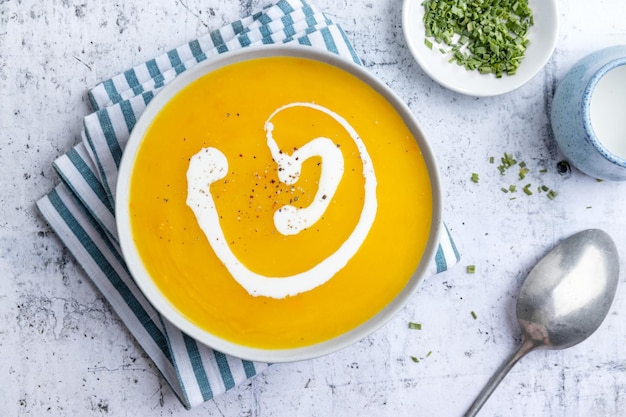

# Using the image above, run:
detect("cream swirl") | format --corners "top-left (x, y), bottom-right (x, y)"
top-left (186, 102), bottom-right (377, 298)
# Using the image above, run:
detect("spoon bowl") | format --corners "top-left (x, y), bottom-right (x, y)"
top-left (465, 229), bottom-right (619, 416)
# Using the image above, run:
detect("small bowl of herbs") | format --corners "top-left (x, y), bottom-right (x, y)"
top-left (402, 0), bottom-right (559, 96)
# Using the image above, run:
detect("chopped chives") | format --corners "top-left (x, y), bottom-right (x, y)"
top-left (519, 167), bottom-right (529, 179)
top-left (471, 311), bottom-right (478, 320)
top-left (422, 0), bottom-right (534, 76)
top-left (471, 172), bottom-right (480, 183)
top-left (523, 184), bottom-right (533, 195)
top-left (467, 265), bottom-right (476, 274)
top-left (410, 351), bottom-right (433, 363)
top-left (492, 151), bottom-right (558, 201)
top-left (498, 152), bottom-right (517, 173)
top-left (408, 322), bottom-right (422, 330)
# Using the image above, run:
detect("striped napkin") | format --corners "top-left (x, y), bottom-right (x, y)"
top-left (36, 0), bottom-right (460, 409)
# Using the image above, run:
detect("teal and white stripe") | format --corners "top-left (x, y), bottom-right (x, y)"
top-left (37, 0), bottom-right (459, 409)
top-left (434, 223), bottom-right (461, 273)
top-left (52, 143), bottom-right (117, 243)
top-left (37, 184), bottom-right (184, 402)
top-left (37, 183), bottom-right (270, 408)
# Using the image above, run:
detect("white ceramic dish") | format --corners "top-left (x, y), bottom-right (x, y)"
top-left (402, 0), bottom-right (559, 97)
top-left (116, 45), bottom-right (442, 363)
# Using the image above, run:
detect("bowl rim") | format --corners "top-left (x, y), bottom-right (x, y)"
top-left (116, 44), bottom-right (443, 363)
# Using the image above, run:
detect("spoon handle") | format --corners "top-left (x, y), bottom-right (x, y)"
top-left (464, 338), bottom-right (536, 417)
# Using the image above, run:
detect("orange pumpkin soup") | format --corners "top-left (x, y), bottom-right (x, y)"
top-left (128, 56), bottom-right (432, 349)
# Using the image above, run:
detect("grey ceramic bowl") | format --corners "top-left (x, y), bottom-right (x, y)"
top-left (551, 45), bottom-right (626, 180)
top-left (116, 45), bottom-right (442, 363)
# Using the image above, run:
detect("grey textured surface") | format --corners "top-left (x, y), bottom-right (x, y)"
top-left (2, 0), bottom-right (626, 415)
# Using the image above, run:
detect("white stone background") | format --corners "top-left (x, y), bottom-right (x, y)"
top-left (2, 0), bottom-right (626, 415)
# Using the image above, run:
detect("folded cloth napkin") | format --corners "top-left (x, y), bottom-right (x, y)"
top-left (36, 0), bottom-right (460, 409)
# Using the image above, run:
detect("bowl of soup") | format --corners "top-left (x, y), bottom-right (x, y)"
top-left (116, 45), bottom-right (442, 362)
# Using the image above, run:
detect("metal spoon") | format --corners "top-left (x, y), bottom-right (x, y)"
top-left (465, 229), bottom-right (620, 417)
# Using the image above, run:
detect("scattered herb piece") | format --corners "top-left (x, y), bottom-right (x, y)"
top-left (523, 183), bottom-right (533, 195)
top-left (410, 351), bottom-right (433, 363)
top-left (498, 152), bottom-right (518, 174)
top-left (471, 311), bottom-right (478, 320)
top-left (466, 265), bottom-right (476, 274)
top-left (478, 151), bottom-right (558, 200)
top-left (503, 153), bottom-right (517, 166)
top-left (519, 166), bottom-right (529, 180)
top-left (409, 322), bottom-right (422, 330)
